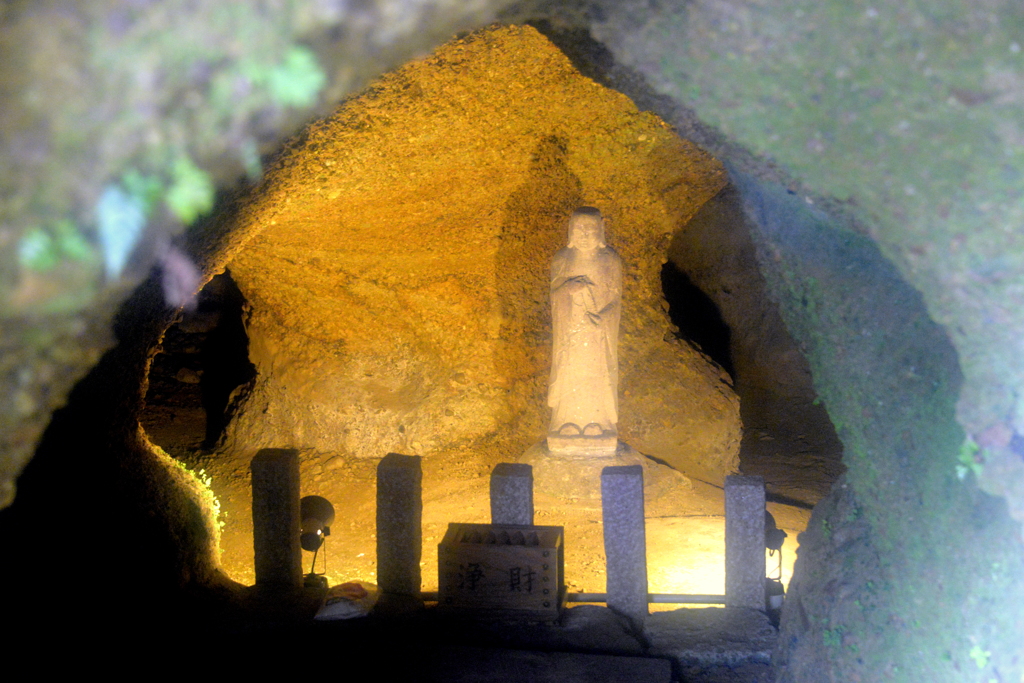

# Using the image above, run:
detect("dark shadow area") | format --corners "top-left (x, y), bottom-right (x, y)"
top-left (141, 270), bottom-right (256, 456)
top-left (0, 275), bottom-right (233, 642)
top-left (661, 261), bottom-right (733, 378)
top-left (523, 19), bottom-right (617, 84)
top-left (670, 186), bottom-right (845, 507)
top-left (199, 272), bottom-right (256, 447)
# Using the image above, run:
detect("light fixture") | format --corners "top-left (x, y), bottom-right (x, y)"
top-left (300, 495), bottom-right (335, 589)
top-left (765, 510), bottom-right (787, 618)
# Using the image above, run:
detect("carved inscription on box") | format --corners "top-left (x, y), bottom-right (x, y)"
top-left (438, 523), bottom-right (565, 618)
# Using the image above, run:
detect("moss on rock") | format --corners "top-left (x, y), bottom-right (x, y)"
top-left (0, 0), bottom-right (505, 509)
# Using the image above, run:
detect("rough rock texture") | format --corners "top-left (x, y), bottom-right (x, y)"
top-left (668, 186), bottom-right (845, 504)
top-left (588, 0), bottom-right (1024, 527)
top-left (644, 607), bottom-right (776, 668)
top-left (737, 174), bottom-right (1024, 680)
top-left (218, 25), bottom-right (741, 480)
top-left (0, 0), bottom-right (508, 510)
top-left (498, 2), bottom-right (1024, 677)
top-left (3, 0), bottom-right (1023, 676)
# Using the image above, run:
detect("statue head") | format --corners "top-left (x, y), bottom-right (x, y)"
top-left (567, 207), bottom-right (606, 251)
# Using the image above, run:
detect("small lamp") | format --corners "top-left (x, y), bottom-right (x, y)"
top-left (300, 495), bottom-right (335, 589)
top-left (765, 511), bottom-right (788, 617)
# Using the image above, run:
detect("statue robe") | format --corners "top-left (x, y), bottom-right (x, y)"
top-left (547, 244), bottom-right (622, 434)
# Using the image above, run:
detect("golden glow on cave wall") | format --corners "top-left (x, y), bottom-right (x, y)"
top-left (141, 25), bottom-right (808, 596)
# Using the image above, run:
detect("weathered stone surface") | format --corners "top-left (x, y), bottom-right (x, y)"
top-left (490, 463), bottom-right (534, 525)
top-left (521, 440), bottom-right (691, 505)
top-left (517, 6), bottom-right (1024, 675)
top-left (668, 186), bottom-right (844, 504)
top-left (645, 607), bottom-right (776, 668)
top-left (555, 604), bottom-right (646, 655)
top-left (219, 24), bottom-right (740, 482)
top-left (3, 3), bottom-right (1022, 675)
top-left (724, 475), bottom-right (765, 610)
top-left (0, 0), bottom-right (507, 513)
top-left (593, 2), bottom-right (1024, 510)
top-left (250, 448), bottom-right (302, 589)
top-left (546, 207), bottom-right (621, 456)
top-left (376, 452), bottom-right (423, 597)
top-left (601, 465), bottom-right (648, 628)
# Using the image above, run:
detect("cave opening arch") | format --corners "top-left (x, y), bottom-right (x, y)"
top-left (131, 23), bottom-right (849, 591)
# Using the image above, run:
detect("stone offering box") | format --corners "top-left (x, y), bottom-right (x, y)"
top-left (438, 523), bottom-right (566, 619)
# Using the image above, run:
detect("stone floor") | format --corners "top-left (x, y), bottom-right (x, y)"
top-left (207, 591), bottom-right (776, 682)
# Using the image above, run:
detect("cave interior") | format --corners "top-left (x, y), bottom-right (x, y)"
top-left (2, 15), bottom-right (1022, 682)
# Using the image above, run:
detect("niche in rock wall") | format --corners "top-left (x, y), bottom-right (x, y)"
top-left (141, 271), bottom-right (255, 453)
top-left (665, 186), bottom-right (845, 505)
top-left (220, 24), bottom-right (742, 479)
top-left (142, 24), bottom-right (815, 591)
top-left (661, 260), bottom-right (734, 378)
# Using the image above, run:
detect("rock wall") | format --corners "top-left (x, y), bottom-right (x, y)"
top-left (669, 186), bottom-right (845, 504)
top-left (587, 0), bottom-right (1024, 528)
top-left (512, 1), bottom-right (1024, 676)
top-left (0, 0), bottom-right (507, 511)
top-left (3, 1), bottom-right (1022, 674)
top-left (220, 25), bottom-right (741, 481)
top-left (733, 173), bottom-right (1024, 680)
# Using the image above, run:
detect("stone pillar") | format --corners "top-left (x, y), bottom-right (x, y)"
top-left (376, 452), bottom-right (422, 597)
top-left (725, 475), bottom-right (766, 610)
top-left (601, 465), bottom-right (648, 628)
top-left (490, 463), bottom-right (534, 525)
top-left (250, 448), bottom-right (302, 589)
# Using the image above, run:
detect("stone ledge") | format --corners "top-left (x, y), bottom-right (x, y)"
top-left (644, 607), bottom-right (776, 668)
top-left (421, 645), bottom-right (672, 683)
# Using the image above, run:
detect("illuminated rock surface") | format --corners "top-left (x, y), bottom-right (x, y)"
top-left (0, 1), bottom-right (1020, 678)
top-left (220, 25), bottom-right (740, 481)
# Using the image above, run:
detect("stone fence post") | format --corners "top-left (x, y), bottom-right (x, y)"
top-left (251, 448), bottom-right (302, 590)
top-left (376, 453), bottom-right (423, 599)
top-left (725, 475), bottom-right (766, 610)
top-left (490, 463), bottom-right (534, 525)
top-left (602, 465), bottom-right (648, 629)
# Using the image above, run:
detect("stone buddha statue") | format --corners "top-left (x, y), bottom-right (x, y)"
top-left (546, 207), bottom-right (622, 456)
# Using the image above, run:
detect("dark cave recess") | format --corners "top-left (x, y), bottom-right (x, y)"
top-left (142, 270), bottom-right (255, 455)
top-left (661, 260), bottom-right (734, 379)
